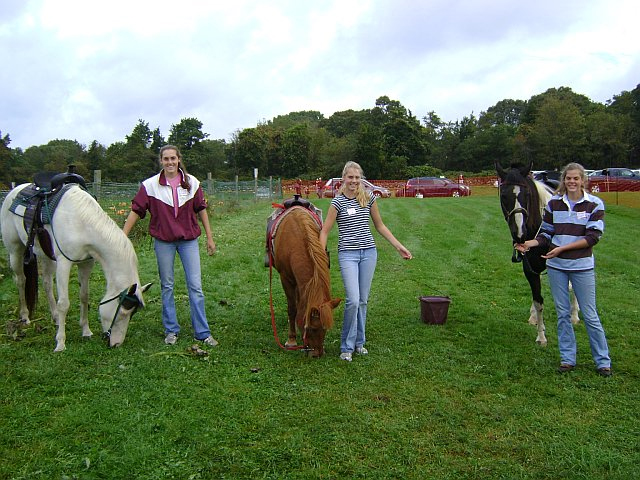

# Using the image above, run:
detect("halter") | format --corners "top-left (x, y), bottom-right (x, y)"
top-left (504, 206), bottom-right (529, 220)
top-left (99, 287), bottom-right (141, 341)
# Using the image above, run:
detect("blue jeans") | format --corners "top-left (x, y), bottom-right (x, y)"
top-left (154, 238), bottom-right (211, 340)
top-left (547, 267), bottom-right (610, 369)
top-left (338, 248), bottom-right (377, 353)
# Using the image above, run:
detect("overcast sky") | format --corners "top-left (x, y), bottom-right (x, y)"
top-left (2, 0), bottom-right (638, 151)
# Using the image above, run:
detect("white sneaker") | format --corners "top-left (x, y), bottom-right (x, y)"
top-left (199, 335), bottom-right (219, 347)
top-left (339, 352), bottom-right (352, 362)
top-left (164, 333), bottom-right (178, 345)
top-left (355, 346), bottom-right (368, 355)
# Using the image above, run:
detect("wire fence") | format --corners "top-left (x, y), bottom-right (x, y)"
top-left (0, 178), bottom-right (285, 206)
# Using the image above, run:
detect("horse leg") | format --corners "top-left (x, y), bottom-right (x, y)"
top-left (285, 299), bottom-right (299, 347)
top-left (53, 260), bottom-right (73, 352)
top-left (568, 281), bottom-right (580, 325)
top-left (524, 269), bottom-right (547, 346)
top-left (40, 256), bottom-right (59, 326)
top-left (78, 260), bottom-right (94, 338)
top-left (281, 279), bottom-right (298, 347)
top-left (8, 250), bottom-right (31, 324)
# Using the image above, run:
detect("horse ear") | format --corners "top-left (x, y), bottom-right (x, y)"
top-left (329, 298), bottom-right (341, 309)
top-left (519, 161), bottom-right (533, 177)
top-left (140, 283), bottom-right (153, 293)
top-left (496, 162), bottom-right (506, 181)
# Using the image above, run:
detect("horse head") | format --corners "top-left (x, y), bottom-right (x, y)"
top-left (496, 161), bottom-right (538, 244)
top-left (304, 298), bottom-right (341, 358)
top-left (99, 282), bottom-right (152, 348)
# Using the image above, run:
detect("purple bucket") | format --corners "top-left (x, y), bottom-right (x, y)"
top-left (419, 296), bottom-right (451, 324)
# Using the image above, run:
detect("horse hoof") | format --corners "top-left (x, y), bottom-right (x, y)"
top-left (536, 340), bottom-right (548, 347)
top-left (20, 318), bottom-right (31, 325)
top-left (82, 334), bottom-right (93, 341)
top-left (53, 345), bottom-right (66, 353)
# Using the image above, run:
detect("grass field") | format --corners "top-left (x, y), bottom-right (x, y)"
top-left (1, 193), bottom-right (639, 479)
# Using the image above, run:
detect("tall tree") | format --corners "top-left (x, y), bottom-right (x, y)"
top-left (168, 117), bottom-right (209, 151)
top-left (0, 131), bottom-right (12, 186)
top-left (525, 96), bottom-right (587, 170)
top-left (281, 124), bottom-right (310, 177)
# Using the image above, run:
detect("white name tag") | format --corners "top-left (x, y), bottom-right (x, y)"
top-left (347, 207), bottom-right (356, 216)
top-left (576, 211), bottom-right (588, 219)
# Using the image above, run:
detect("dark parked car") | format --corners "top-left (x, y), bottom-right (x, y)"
top-left (399, 177), bottom-right (471, 197)
top-left (587, 168), bottom-right (640, 193)
top-left (533, 170), bottom-right (561, 184)
top-left (320, 178), bottom-right (391, 198)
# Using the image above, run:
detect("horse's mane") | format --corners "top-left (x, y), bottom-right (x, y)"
top-left (296, 211), bottom-right (332, 328)
top-left (66, 187), bottom-right (138, 269)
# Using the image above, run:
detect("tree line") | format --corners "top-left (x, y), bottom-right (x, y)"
top-left (1, 84), bottom-right (638, 187)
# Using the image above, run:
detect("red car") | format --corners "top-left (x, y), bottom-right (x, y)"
top-left (399, 177), bottom-right (471, 197)
top-left (320, 178), bottom-right (391, 198)
top-left (588, 168), bottom-right (640, 193)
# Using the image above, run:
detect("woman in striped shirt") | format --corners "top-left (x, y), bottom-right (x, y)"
top-left (320, 162), bottom-right (412, 362)
top-left (516, 162), bottom-right (611, 377)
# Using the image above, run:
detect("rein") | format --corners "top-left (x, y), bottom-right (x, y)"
top-left (43, 188), bottom-right (93, 263)
top-left (99, 287), bottom-right (140, 340)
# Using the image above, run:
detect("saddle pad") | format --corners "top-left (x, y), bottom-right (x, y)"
top-left (9, 183), bottom-right (76, 224)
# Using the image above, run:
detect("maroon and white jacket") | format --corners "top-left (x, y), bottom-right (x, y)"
top-left (131, 169), bottom-right (207, 242)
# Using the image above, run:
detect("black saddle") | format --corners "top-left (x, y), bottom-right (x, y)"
top-left (9, 168), bottom-right (87, 264)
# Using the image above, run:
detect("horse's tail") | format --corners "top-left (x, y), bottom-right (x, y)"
top-left (24, 254), bottom-right (39, 319)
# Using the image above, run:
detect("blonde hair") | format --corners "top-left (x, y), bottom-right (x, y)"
top-left (557, 162), bottom-right (588, 196)
top-left (339, 161), bottom-right (369, 207)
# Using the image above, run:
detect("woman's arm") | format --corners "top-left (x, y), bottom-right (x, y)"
top-left (370, 202), bottom-right (412, 259)
top-left (198, 208), bottom-right (216, 256)
top-left (123, 211), bottom-right (140, 236)
top-left (319, 205), bottom-right (337, 251)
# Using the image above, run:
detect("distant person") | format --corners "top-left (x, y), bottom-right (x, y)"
top-left (123, 145), bottom-right (219, 347)
top-left (315, 178), bottom-right (323, 198)
top-left (294, 179), bottom-right (302, 196)
top-left (516, 162), bottom-right (611, 376)
top-left (320, 161), bottom-right (412, 362)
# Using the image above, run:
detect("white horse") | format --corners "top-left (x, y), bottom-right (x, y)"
top-left (1, 183), bottom-right (151, 352)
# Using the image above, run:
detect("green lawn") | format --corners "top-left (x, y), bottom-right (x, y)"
top-left (1, 195), bottom-right (639, 479)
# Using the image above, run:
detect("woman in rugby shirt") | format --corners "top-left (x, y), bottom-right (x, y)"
top-left (516, 162), bottom-right (611, 377)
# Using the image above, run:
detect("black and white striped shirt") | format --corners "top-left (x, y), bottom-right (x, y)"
top-left (331, 193), bottom-right (377, 251)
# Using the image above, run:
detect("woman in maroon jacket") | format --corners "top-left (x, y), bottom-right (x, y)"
top-left (123, 145), bottom-right (218, 347)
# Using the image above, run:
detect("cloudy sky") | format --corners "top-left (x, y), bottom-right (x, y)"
top-left (2, 0), bottom-right (638, 150)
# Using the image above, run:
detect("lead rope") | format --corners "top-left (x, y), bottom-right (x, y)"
top-left (267, 231), bottom-right (305, 351)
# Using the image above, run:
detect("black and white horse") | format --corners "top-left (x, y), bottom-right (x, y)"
top-left (496, 162), bottom-right (578, 346)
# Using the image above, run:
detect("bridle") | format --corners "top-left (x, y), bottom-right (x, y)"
top-left (499, 182), bottom-right (546, 276)
top-left (99, 287), bottom-right (141, 341)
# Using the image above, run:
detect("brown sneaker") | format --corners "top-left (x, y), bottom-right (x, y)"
top-left (557, 364), bottom-right (575, 373)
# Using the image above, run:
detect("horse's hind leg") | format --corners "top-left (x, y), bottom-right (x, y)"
top-left (568, 281), bottom-right (580, 325)
top-left (77, 260), bottom-right (94, 338)
top-left (8, 251), bottom-right (31, 324)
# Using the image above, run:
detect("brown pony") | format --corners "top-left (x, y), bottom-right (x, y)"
top-left (272, 206), bottom-right (341, 357)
